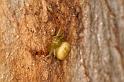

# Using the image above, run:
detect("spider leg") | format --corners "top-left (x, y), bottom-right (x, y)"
top-left (53, 49), bottom-right (56, 57)
top-left (46, 50), bottom-right (53, 59)
top-left (56, 28), bottom-right (61, 36)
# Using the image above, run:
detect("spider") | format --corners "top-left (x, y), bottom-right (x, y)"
top-left (48, 28), bottom-right (71, 60)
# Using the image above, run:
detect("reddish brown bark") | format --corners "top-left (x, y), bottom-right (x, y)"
top-left (0, 0), bottom-right (124, 82)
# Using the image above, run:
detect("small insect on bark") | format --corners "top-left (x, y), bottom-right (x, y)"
top-left (49, 28), bottom-right (71, 60)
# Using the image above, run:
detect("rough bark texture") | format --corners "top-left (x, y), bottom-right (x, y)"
top-left (0, 0), bottom-right (124, 82)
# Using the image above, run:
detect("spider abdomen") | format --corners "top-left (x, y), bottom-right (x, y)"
top-left (56, 42), bottom-right (71, 60)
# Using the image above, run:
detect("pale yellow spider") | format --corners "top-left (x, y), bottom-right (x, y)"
top-left (49, 28), bottom-right (71, 60)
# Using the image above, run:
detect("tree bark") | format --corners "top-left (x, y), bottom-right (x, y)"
top-left (0, 0), bottom-right (124, 82)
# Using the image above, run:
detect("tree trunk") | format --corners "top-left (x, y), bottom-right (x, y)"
top-left (0, 0), bottom-right (124, 82)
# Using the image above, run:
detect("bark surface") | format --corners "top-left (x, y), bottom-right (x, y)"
top-left (0, 0), bottom-right (124, 82)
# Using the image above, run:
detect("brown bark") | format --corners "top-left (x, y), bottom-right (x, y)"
top-left (0, 0), bottom-right (124, 82)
